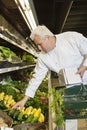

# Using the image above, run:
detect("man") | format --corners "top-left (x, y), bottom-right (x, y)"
top-left (13, 25), bottom-right (87, 129)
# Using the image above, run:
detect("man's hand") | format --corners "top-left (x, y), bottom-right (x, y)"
top-left (12, 95), bottom-right (29, 110)
top-left (77, 65), bottom-right (87, 77)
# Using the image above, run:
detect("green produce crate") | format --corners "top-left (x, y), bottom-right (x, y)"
top-left (63, 85), bottom-right (87, 119)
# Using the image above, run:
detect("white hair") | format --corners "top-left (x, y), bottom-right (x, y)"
top-left (30, 25), bottom-right (54, 40)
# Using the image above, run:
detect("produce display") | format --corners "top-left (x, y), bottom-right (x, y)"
top-left (0, 45), bottom-right (48, 129)
top-left (0, 74), bottom-right (48, 127)
top-left (8, 107), bottom-right (44, 124)
top-left (0, 45), bottom-right (35, 65)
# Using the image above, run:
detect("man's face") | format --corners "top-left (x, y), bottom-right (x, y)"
top-left (34, 35), bottom-right (54, 53)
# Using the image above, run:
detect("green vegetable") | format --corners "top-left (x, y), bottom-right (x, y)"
top-left (17, 112), bottom-right (24, 121)
top-left (13, 110), bottom-right (20, 119)
top-left (48, 88), bottom-right (65, 127)
top-left (0, 84), bottom-right (16, 99)
top-left (25, 114), bottom-right (34, 123)
top-left (22, 54), bottom-right (35, 63)
top-left (23, 114), bottom-right (28, 120)
top-left (13, 120), bottom-right (19, 125)
top-left (0, 100), bottom-right (7, 109)
top-left (31, 117), bottom-right (38, 123)
top-left (0, 46), bottom-right (16, 60)
top-left (8, 109), bottom-right (17, 117)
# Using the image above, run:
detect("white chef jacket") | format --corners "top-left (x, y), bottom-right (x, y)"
top-left (25, 31), bottom-right (87, 97)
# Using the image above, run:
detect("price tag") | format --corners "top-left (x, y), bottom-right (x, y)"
top-left (0, 127), bottom-right (14, 130)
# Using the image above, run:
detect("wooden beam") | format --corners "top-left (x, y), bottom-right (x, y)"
top-left (55, 0), bottom-right (73, 33)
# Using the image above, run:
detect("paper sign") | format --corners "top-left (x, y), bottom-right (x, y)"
top-left (58, 67), bottom-right (82, 86)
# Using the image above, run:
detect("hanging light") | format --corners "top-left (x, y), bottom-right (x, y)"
top-left (14, 0), bottom-right (38, 31)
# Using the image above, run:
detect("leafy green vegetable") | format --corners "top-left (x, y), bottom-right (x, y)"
top-left (0, 46), bottom-right (16, 59)
top-left (0, 100), bottom-right (7, 109)
top-left (0, 46), bottom-right (21, 62)
top-left (48, 88), bottom-right (65, 128)
top-left (22, 53), bottom-right (35, 63)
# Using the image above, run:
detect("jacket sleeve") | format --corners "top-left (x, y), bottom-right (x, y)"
top-left (25, 57), bottom-right (48, 98)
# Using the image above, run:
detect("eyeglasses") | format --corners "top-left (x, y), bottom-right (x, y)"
top-left (37, 38), bottom-right (46, 46)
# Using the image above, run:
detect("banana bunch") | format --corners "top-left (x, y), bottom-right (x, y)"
top-left (22, 106), bottom-right (45, 123)
top-left (0, 92), bottom-right (16, 108)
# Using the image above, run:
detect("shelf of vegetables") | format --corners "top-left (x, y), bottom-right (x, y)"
top-left (0, 70), bottom-right (48, 129)
top-left (0, 29), bottom-right (38, 57)
top-left (0, 6), bottom-right (48, 129)
top-left (0, 23), bottom-right (48, 130)
top-left (0, 45), bottom-right (36, 74)
top-left (0, 41), bottom-right (49, 129)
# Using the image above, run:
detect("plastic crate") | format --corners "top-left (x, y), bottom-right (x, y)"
top-left (63, 85), bottom-right (87, 119)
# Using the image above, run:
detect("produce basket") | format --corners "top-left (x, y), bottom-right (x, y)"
top-left (63, 85), bottom-right (87, 119)
top-left (0, 111), bottom-right (13, 127)
top-left (13, 123), bottom-right (46, 130)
